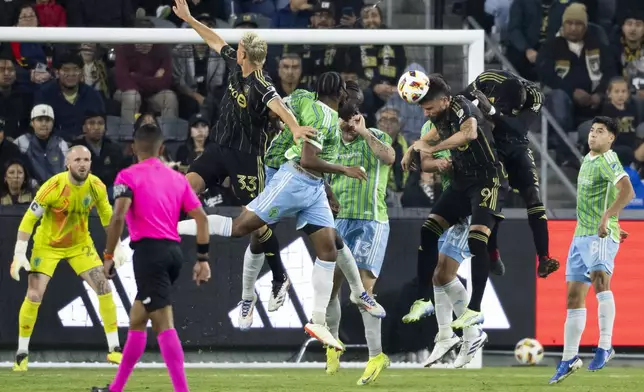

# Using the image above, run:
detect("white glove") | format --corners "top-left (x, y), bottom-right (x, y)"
top-left (10, 240), bottom-right (31, 282)
top-left (112, 240), bottom-right (129, 269)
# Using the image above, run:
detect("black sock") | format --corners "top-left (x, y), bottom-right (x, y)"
top-left (527, 203), bottom-right (549, 258)
top-left (467, 230), bottom-right (490, 312)
top-left (259, 228), bottom-right (286, 282)
top-left (487, 222), bottom-right (500, 262)
top-left (417, 218), bottom-right (444, 301)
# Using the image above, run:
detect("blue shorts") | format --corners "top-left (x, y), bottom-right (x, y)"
top-left (265, 165), bottom-right (278, 186)
top-left (336, 219), bottom-right (390, 277)
top-left (566, 235), bottom-right (619, 283)
top-left (247, 162), bottom-right (334, 230)
top-left (437, 217), bottom-right (471, 264)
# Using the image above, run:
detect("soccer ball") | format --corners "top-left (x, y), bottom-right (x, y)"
top-left (514, 338), bottom-right (544, 365)
top-left (397, 70), bottom-right (430, 104)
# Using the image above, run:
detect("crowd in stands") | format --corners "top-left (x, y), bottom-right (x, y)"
top-left (0, 0), bottom-right (440, 209)
top-left (482, 0), bottom-right (644, 206)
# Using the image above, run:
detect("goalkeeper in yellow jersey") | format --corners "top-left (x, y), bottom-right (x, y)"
top-left (10, 146), bottom-right (126, 371)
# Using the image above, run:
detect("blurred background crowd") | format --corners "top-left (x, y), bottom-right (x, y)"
top-left (1, 0), bottom-right (644, 210)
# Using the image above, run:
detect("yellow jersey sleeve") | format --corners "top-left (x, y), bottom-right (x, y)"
top-left (89, 176), bottom-right (113, 226)
top-left (18, 175), bottom-right (61, 235)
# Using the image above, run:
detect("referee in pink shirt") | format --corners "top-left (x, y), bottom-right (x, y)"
top-left (92, 124), bottom-right (211, 392)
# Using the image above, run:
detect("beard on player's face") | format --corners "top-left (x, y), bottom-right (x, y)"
top-left (69, 167), bottom-right (89, 182)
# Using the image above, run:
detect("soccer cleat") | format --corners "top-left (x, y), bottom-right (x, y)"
top-left (357, 353), bottom-right (390, 385)
top-left (268, 276), bottom-right (290, 312)
top-left (453, 330), bottom-right (487, 368)
top-left (588, 347), bottom-right (615, 371)
top-left (91, 385), bottom-right (111, 392)
top-left (12, 353), bottom-right (28, 372)
top-left (489, 258), bottom-right (506, 276)
top-left (549, 356), bottom-right (582, 384)
top-left (238, 295), bottom-right (258, 331)
top-left (402, 299), bottom-right (434, 323)
top-left (325, 340), bottom-right (344, 375)
top-left (107, 347), bottom-right (122, 365)
top-left (451, 308), bottom-right (484, 329)
top-left (304, 323), bottom-right (343, 351)
top-left (350, 291), bottom-right (386, 318)
top-left (537, 256), bottom-right (560, 278)
top-left (424, 334), bottom-right (462, 367)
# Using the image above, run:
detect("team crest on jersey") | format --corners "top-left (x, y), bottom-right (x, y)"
top-left (83, 195), bottom-right (91, 208)
top-left (268, 207), bottom-right (279, 218)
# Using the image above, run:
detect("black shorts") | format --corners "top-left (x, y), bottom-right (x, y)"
top-left (132, 239), bottom-right (184, 312)
top-left (498, 145), bottom-right (539, 192)
top-left (188, 143), bottom-right (265, 205)
top-left (431, 176), bottom-right (508, 229)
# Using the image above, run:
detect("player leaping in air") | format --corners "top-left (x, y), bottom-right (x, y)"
top-left (402, 75), bottom-right (509, 335)
top-left (10, 146), bottom-right (126, 371)
top-left (179, 72), bottom-right (375, 350)
top-left (549, 117), bottom-right (633, 384)
top-left (461, 69), bottom-right (559, 278)
top-left (173, 0), bottom-right (317, 313)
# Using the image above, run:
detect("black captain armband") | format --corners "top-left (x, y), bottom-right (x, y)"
top-left (196, 243), bottom-right (210, 256)
top-left (113, 184), bottom-right (133, 199)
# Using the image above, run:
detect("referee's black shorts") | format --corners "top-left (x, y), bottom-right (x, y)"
top-left (188, 143), bottom-right (266, 205)
top-left (132, 239), bottom-right (184, 312)
top-left (497, 143), bottom-right (539, 193)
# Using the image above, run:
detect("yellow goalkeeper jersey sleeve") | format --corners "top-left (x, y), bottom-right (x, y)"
top-left (19, 172), bottom-right (113, 249)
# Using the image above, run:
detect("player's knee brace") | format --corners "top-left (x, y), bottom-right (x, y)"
top-left (421, 217), bottom-right (445, 243)
top-left (467, 230), bottom-right (489, 256)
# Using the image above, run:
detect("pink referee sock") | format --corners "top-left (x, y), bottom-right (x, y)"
top-left (110, 330), bottom-right (147, 392)
top-left (158, 328), bottom-right (189, 392)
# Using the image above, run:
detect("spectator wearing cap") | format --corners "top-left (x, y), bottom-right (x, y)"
top-left (613, 11), bottom-right (644, 99)
top-left (10, 3), bottom-right (52, 94)
top-left (115, 19), bottom-right (178, 124)
top-left (34, 0), bottom-right (67, 27)
top-left (506, 0), bottom-right (581, 81)
top-left (66, 0), bottom-right (134, 27)
top-left (0, 54), bottom-right (33, 140)
top-left (14, 104), bottom-right (68, 183)
top-left (172, 15), bottom-right (226, 120)
top-left (0, 117), bottom-right (27, 173)
top-left (538, 3), bottom-right (616, 164)
top-left (71, 112), bottom-right (125, 190)
top-left (174, 113), bottom-right (212, 172)
top-left (271, 0), bottom-right (312, 29)
top-left (34, 52), bottom-right (105, 141)
top-left (233, 13), bottom-right (261, 28)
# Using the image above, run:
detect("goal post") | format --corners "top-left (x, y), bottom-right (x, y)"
top-left (0, 27), bottom-right (485, 84)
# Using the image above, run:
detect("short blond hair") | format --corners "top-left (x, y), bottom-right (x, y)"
top-left (240, 31), bottom-right (267, 66)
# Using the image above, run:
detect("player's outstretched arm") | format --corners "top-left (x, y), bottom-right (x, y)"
top-left (420, 153), bottom-right (451, 174)
top-left (267, 99), bottom-right (317, 142)
top-left (173, 0), bottom-right (227, 54)
top-left (300, 141), bottom-right (367, 180)
top-left (185, 205), bottom-right (211, 286)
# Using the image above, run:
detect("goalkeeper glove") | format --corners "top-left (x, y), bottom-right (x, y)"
top-left (10, 240), bottom-right (31, 282)
top-left (112, 240), bottom-right (129, 269)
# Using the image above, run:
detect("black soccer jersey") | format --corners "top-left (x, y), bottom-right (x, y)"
top-left (213, 45), bottom-right (280, 155)
top-left (433, 95), bottom-right (505, 183)
top-left (462, 70), bottom-right (543, 146)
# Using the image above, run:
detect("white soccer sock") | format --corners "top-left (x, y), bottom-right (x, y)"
top-left (360, 308), bottom-right (383, 358)
top-left (562, 308), bottom-right (586, 361)
top-left (597, 291), bottom-right (615, 350)
top-left (176, 215), bottom-right (233, 237)
top-left (311, 259), bottom-right (336, 325)
top-left (442, 278), bottom-right (479, 340)
top-left (242, 246), bottom-right (264, 301)
top-left (335, 245), bottom-right (366, 295)
top-left (17, 337), bottom-right (30, 354)
top-left (326, 296), bottom-right (342, 339)
top-left (434, 285), bottom-right (454, 340)
top-left (106, 332), bottom-right (120, 351)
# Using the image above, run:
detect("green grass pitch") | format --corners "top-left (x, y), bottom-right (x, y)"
top-left (1, 367), bottom-right (642, 392)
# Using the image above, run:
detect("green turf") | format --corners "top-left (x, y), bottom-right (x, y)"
top-left (1, 367), bottom-right (642, 392)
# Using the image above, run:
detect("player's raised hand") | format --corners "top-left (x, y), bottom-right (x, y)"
top-left (193, 261), bottom-right (211, 286)
top-left (401, 147), bottom-right (416, 171)
top-left (343, 166), bottom-right (368, 180)
top-left (173, 0), bottom-right (192, 22)
top-left (349, 114), bottom-right (368, 136)
top-left (292, 125), bottom-right (317, 142)
top-left (471, 90), bottom-right (494, 116)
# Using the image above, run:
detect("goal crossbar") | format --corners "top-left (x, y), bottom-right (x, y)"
top-left (0, 27), bottom-right (485, 83)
